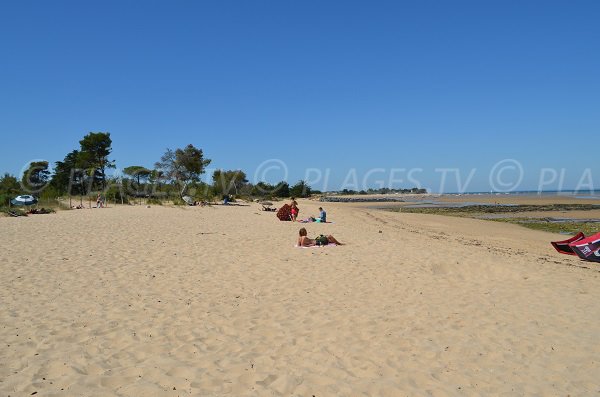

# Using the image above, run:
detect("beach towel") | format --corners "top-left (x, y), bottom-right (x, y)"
top-left (298, 217), bottom-right (334, 224)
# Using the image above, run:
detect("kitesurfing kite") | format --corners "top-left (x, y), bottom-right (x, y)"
top-left (551, 232), bottom-right (586, 255)
top-left (568, 232), bottom-right (600, 263)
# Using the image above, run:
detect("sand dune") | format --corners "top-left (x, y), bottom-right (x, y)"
top-left (1, 200), bottom-right (599, 396)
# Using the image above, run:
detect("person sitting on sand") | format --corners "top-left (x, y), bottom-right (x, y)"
top-left (318, 207), bottom-right (326, 223)
top-left (297, 227), bottom-right (343, 247)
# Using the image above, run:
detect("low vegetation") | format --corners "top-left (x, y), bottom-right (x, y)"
top-left (0, 207), bottom-right (27, 217)
top-left (493, 219), bottom-right (599, 235)
top-left (391, 205), bottom-right (600, 235)
top-left (1, 131), bottom-right (328, 211)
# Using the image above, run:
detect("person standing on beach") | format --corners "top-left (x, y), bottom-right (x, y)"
top-left (290, 197), bottom-right (299, 221)
top-left (96, 193), bottom-right (103, 208)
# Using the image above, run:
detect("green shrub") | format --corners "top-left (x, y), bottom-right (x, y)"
top-left (147, 198), bottom-right (163, 205)
top-left (172, 197), bottom-right (185, 206)
top-left (39, 185), bottom-right (61, 200)
top-left (104, 186), bottom-right (129, 204)
top-left (0, 194), bottom-right (10, 207)
top-left (0, 207), bottom-right (27, 217)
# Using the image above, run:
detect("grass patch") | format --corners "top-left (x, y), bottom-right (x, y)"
top-left (493, 219), bottom-right (599, 235)
top-left (171, 197), bottom-right (186, 206)
top-left (146, 198), bottom-right (163, 205)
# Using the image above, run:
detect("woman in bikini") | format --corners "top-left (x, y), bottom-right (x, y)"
top-left (297, 227), bottom-right (343, 247)
top-left (290, 197), bottom-right (299, 222)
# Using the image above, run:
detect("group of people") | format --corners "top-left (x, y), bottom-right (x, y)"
top-left (288, 197), bottom-right (342, 247)
top-left (289, 197), bottom-right (326, 223)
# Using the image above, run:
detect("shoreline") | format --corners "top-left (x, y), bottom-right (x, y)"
top-left (321, 192), bottom-right (600, 206)
top-left (325, 193), bottom-right (600, 238)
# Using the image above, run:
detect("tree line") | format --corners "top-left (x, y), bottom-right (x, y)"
top-left (0, 132), bottom-right (315, 207)
top-left (338, 187), bottom-right (427, 195)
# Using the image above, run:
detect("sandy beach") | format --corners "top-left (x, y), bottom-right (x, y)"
top-left (1, 200), bottom-right (600, 396)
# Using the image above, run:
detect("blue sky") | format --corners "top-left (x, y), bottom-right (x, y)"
top-left (1, 0), bottom-right (599, 193)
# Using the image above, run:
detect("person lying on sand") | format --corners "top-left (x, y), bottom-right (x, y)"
top-left (297, 227), bottom-right (343, 247)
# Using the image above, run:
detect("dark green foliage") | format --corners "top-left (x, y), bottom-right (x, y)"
top-left (175, 145), bottom-right (211, 181)
top-left (123, 166), bottom-right (152, 187)
top-left (290, 180), bottom-right (311, 198)
top-left (0, 173), bottom-right (20, 206)
top-left (122, 166), bottom-right (153, 199)
top-left (4, 132), bottom-right (345, 204)
top-left (104, 184), bottom-right (129, 204)
top-left (274, 181), bottom-right (290, 198)
top-left (251, 182), bottom-right (274, 197)
top-left (212, 170), bottom-right (248, 196)
top-left (50, 150), bottom-right (86, 196)
top-left (79, 132), bottom-right (115, 190)
top-left (155, 145), bottom-right (211, 196)
top-left (39, 185), bottom-right (61, 201)
top-left (21, 161), bottom-right (50, 194)
top-left (47, 133), bottom-right (114, 196)
top-left (251, 181), bottom-right (290, 198)
top-left (186, 181), bottom-right (213, 201)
